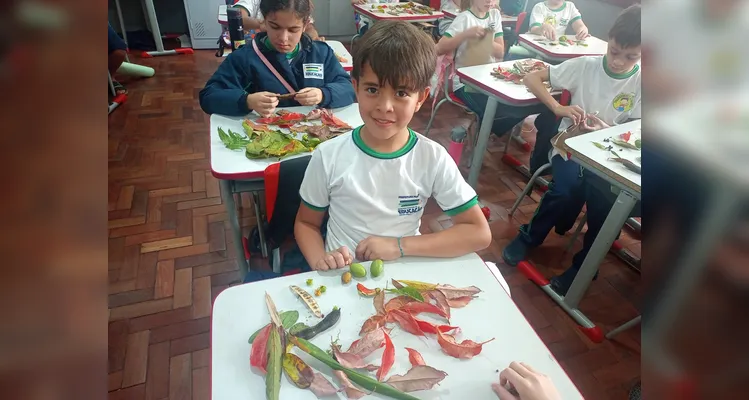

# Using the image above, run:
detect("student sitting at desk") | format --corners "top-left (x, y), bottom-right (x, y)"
top-left (529, 0), bottom-right (589, 41)
top-left (234, 0), bottom-right (325, 40)
top-left (502, 5), bottom-right (641, 296)
top-left (351, 0), bottom-right (400, 37)
top-left (295, 21), bottom-right (491, 270)
top-left (200, 0), bottom-right (355, 117)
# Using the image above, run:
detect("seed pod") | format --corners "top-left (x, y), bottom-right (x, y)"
top-left (293, 308), bottom-right (341, 340)
top-left (341, 272), bottom-right (352, 284)
top-left (290, 285), bottom-right (323, 318)
top-left (370, 259), bottom-right (384, 277)
top-left (350, 263), bottom-right (367, 278)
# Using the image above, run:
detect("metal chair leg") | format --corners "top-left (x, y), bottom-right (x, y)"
top-left (271, 248), bottom-right (281, 274)
top-left (606, 315), bottom-right (641, 339)
top-left (564, 213), bottom-right (587, 254)
top-left (509, 162), bottom-right (551, 217)
top-left (424, 98), bottom-right (448, 137)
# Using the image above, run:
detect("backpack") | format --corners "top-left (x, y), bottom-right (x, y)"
top-left (499, 0), bottom-right (524, 15)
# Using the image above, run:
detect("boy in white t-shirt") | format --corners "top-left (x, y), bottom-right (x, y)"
top-left (295, 21), bottom-right (491, 270)
top-left (503, 5), bottom-right (641, 296)
top-left (234, 0), bottom-right (323, 40)
top-left (529, 0), bottom-right (589, 41)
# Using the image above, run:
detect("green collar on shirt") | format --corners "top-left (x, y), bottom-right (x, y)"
top-left (468, 9), bottom-right (490, 19)
top-left (546, 1), bottom-right (567, 12)
top-left (353, 126), bottom-right (418, 159)
top-left (262, 36), bottom-right (300, 59)
top-left (602, 56), bottom-right (640, 79)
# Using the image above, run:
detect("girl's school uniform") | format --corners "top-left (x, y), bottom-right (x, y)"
top-left (199, 32), bottom-right (356, 116)
top-left (529, 1), bottom-right (582, 37)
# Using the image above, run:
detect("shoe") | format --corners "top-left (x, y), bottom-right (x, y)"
top-left (502, 236), bottom-right (529, 266)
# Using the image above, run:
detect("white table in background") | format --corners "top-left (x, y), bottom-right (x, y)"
top-left (325, 40), bottom-right (353, 73)
top-left (212, 253), bottom-right (583, 400)
top-left (518, 33), bottom-right (607, 63)
top-left (442, 9), bottom-right (518, 24)
top-left (521, 121), bottom-right (641, 342)
top-left (456, 59), bottom-right (559, 188)
top-left (210, 105), bottom-right (364, 274)
top-left (354, 3), bottom-right (444, 23)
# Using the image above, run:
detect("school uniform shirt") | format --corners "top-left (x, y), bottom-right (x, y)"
top-left (199, 32), bottom-right (355, 116)
top-left (439, 0), bottom-right (461, 36)
top-left (444, 9), bottom-right (504, 91)
top-left (357, 0), bottom-right (400, 31)
top-left (529, 1), bottom-right (582, 37)
top-left (298, 127), bottom-right (479, 255)
top-left (549, 55), bottom-right (641, 159)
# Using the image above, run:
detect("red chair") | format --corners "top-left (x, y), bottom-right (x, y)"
top-left (424, 52), bottom-right (478, 139)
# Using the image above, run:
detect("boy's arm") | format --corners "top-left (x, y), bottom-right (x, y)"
top-left (318, 47), bottom-right (357, 109)
top-left (400, 205), bottom-right (491, 257)
top-left (492, 13), bottom-right (504, 59)
top-left (528, 4), bottom-right (545, 35)
top-left (199, 52), bottom-right (252, 116)
top-left (524, 58), bottom-right (586, 124)
top-left (436, 15), bottom-right (476, 56)
top-left (571, 18), bottom-right (588, 39)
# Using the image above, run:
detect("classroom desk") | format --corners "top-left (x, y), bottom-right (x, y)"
top-left (325, 40), bottom-right (353, 72)
top-left (518, 121), bottom-right (641, 343)
top-left (442, 9), bottom-right (518, 24)
top-left (210, 105), bottom-right (364, 275)
top-left (353, 3), bottom-right (444, 23)
top-left (455, 59), bottom-right (556, 188)
top-left (212, 253), bottom-right (584, 399)
top-left (518, 33), bottom-right (607, 63)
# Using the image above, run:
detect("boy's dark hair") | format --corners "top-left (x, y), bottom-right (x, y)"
top-left (260, 0), bottom-right (312, 21)
top-left (352, 21), bottom-right (436, 92)
top-left (608, 4), bottom-right (641, 48)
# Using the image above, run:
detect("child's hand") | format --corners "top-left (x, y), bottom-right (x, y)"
top-left (461, 26), bottom-right (488, 41)
top-left (492, 362), bottom-right (561, 400)
top-left (581, 113), bottom-right (608, 132)
top-left (541, 23), bottom-right (556, 41)
top-left (295, 88), bottom-right (323, 106)
top-left (247, 91), bottom-right (279, 117)
top-left (575, 26), bottom-right (589, 40)
top-left (356, 236), bottom-right (401, 261)
top-left (313, 247), bottom-right (353, 271)
top-left (552, 104), bottom-right (586, 126)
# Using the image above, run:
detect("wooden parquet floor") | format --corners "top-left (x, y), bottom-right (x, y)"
top-left (108, 50), bottom-right (641, 399)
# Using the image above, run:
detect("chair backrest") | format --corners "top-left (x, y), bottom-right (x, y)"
top-left (515, 11), bottom-right (529, 34)
top-left (429, 0), bottom-right (440, 9)
top-left (557, 89), bottom-right (571, 120)
top-left (263, 156), bottom-right (312, 246)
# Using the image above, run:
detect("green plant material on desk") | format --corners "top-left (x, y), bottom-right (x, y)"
top-left (218, 127), bottom-right (251, 150)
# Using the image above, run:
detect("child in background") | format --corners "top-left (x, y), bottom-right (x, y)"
top-left (436, 0), bottom-right (523, 137)
top-left (502, 5), bottom-right (642, 296)
top-left (200, 0), bottom-right (355, 117)
top-left (295, 21), bottom-right (491, 270)
top-left (529, 0), bottom-right (589, 41)
top-left (234, 0), bottom-right (324, 40)
top-left (351, 0), bottom-right (400, 37)
top-left (438, 0), bottom-right (462, 37)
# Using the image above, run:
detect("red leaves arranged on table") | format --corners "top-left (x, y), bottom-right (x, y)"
top-left (387, 309), bottom-right (425, 336)
top-left (255, 116), bottom-right (280, 124)
top-left (359, 315), bottom-right (387, 336)
top-left (435, 329), bottom-right (494, 359)
top-left (405, 347), bottom-right (426, 367)
top-left (414, 319), bottom-right (459, 335)
top-left (347, 327), bottom-right (387, 358)
top-left (249, 323), bottom-right (272, 373)
top-left (376, 330), bottom-right (395, 381)
top-left (385, 365), bottom-right (448, 392)
top-left (401, 301), bottom-right (448, 319)
top-left (426, 290), bottom-right (451, 320)
top-left (320, 109), bottom-right (353, 130)
top-left (384, 295), bottom-right (414, 313)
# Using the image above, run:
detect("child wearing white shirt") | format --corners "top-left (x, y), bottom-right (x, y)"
top-left (529, 0), bottom-right (589, 40)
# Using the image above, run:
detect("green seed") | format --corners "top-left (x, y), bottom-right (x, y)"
top-left (370, 259), bottom-right (384, 277)
top-left (350, 263), bottom-right (366, 278)
top-left (306, 279), bottom-right (313, 286)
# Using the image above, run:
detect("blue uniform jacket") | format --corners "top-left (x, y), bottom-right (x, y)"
top-left (199, 33), bottom-right (356, 116)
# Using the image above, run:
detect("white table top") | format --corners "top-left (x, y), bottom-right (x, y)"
top-left (354, 3), bottom-right (444, 22)
top-left (326, 40), bottom-right (353, 72)
top-left (519, 33), bottom-right (608, 62)
top-left (211, 253), bottom-right (583, 399)
top-left (218, 4), bottom-right (227, 24)
top-left (442, 9), bottom-right (517, 24)
top-left (210, 104), bottom-right (364, 180)
top-left (456, 59), bottom-right (559, 106)
top-left (565, 120), bottom-right (642, 195)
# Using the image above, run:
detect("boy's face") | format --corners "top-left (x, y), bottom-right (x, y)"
top-left (352, 64), bottom-right (430, 141)
top-left (264, 10), bottom-right (308, 53)
top-left (606, 39), bottom-right (641, 75)
top-left (546, 0), bottom-right (565, 7)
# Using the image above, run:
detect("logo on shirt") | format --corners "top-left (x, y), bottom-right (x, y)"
top-left (560, 18), bottom-right (569, 26)
top-left (544, 15), bottom-right (557, 26)
top-left (612, 93), bottom-right (635, 112)
top-left (303, 63), bottom-right (324, 80)
top-left (397, 195), bottom-right (422, 216)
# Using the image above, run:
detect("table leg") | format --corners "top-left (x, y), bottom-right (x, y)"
top-left (252, 191), bottom-right (269, 258)
top-left (141, 0), bottom-right (194, 57)
top-left (467, 97), bottom-right (498, 188)
top-left (221, 180), bottom-right (249, 278)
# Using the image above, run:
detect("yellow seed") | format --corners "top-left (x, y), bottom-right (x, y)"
top-left (341, 272), bottom-right (352, 284)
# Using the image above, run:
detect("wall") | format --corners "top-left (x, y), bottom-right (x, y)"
top-left (525, 0), bottom-right (625, 38)
top-left (108, 0), bottom-right (189, 36)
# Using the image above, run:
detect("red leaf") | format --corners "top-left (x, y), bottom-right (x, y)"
top-left (435, 329), bottom-right (494, 359)
top-left (249, 323), bottom-right (272, 373)
top-left (347, 327), bottom-right (386, 358)
top-left (384, 295), bottom-right (414, 312)
top-left (385, 365), bottom-right (448, 392)
top-left (404, 347), bottom-right (426, 367)
top-left (373, 290), bottom-right (385, 315)
top-left (356, 283), bottom-right (379, 297)
top-left (281, 112), bottom-right (305, 122)
top-left (426, 290), bottom-right (451, 320)
top-left (414, 319), bottom-right (459, 335)
top-left (332, 345), bottom-right (379, 370)
top-left (387, 309), bottom-right (425, 337)
top-left (435, 284), bottom-right (482, 300)
top-left (244, 119), bottom-right (270, 132)
top-left (620, 131), bottom-right (632, 142)
top-left (256, 116), bottom-right (280, 124)
top-left (334, 370), bottom-right (366, 399)
top-left (401, 301), bottom-right (448, 319)
top-left (446, 295), bottom-right (477, 308)
top-left (377, 330), bottom-right (395, 381)
top-left (309, 372), bottom-right (339, 398)
top-left (359, 315), bottom-right (386, 336)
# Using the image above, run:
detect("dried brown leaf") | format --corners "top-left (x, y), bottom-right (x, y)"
top-left (384, 295), bottom-right (414, 313)
top-left (347, 327), bottom-right (386, 358)
top-left (427, 290), bottom-right (451, 320)
top-left (435, 284), bottom-right (482, 300)
top-left (373, 290), bottom-right (385, 315)
top-left (359, 315), bottom-right (387, 336)
top-left (332, 345), bottom-right (379, 370)
top-left (334, 370), bottom-right (367, 399)
top-left (435, 329), bottom-right (494, 359)
top-left (385, 365), bottom-right (448, 392)
top-left (446, 295), bottom-right (478, 308)
top-left (309, 372), bottom-right (339, 398)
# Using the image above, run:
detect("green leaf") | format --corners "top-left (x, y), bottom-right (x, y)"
top-left (592, 142), bottom-right (607, 150)
top-left (280, 310), bottom-right (299, 329)
top-left (266, 327), bottom-right (283, 400)
top-left (388, 287), bottom-right (424, 302)
top-left (217, 127), bottom-right (230, 145)
top-left (611, 139), bottom-right (639, 150)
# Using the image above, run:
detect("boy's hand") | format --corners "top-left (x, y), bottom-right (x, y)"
top-left (575, 26), bottom-right (589, 40)
top-left (247, 91), bottom-right (279, 117)
top-left (541, 23), bottom-right (556, 40)
top-left (553, 104), bottom-right (586, 126)
top-left (581, 113), bottom-right (609, 132)
top-left (356, 236), bottom-right (401, 261)
top-left (313, 247), bottom-right (353, 271)
top-left (295, 88), bottom-right (323, 106)
top-left (492, 362), bottom-right (561, 400)
top-left (461, 26), bottom-right (488, 41)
